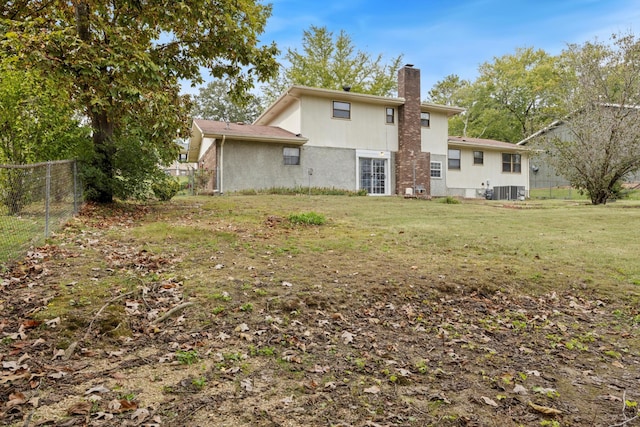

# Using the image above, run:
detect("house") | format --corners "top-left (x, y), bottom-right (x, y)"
top-left (164, 138), bottom-right (196, 176)
top-left (188, 65), bottom-right (530, 199)
top-left (446, 136), bottom-right (530, 199)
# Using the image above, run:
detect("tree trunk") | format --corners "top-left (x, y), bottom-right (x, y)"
top-left (75, 1), bottom-right (115, 203)
top-left (88, 110), bottom-right (115, 203)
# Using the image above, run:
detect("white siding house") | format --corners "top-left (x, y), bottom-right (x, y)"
top-left (188, 65), bottom-right (530, 199)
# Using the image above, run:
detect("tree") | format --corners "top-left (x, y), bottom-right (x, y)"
top-left (1, 0), bottom-right (278, 202)
top-left (0, 62), bottom-right (88, 214)
top-left (476, 47), bottom-right (563, 142)
top-left (539, 33), bottom-right (640, 205)
top-left (192, 80), bottom-right (264, 123)
top-left (263, 25), bottom-right (403, 103)
top-left (0, 64), bottom-right (86, 165)
top-left (428, 48), bottom-right (563, 143)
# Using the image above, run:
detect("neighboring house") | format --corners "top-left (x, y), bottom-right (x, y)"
top-left (165, 138), bottom-right (196, 176)
top-left (188, 65), bottom-right (530, 199)
top-left (519, 109), bottom-right (640, 191)
top-left (517, 120), bottom-right (571, 189)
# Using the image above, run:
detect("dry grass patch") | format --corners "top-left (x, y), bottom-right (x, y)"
top-left (1, 196), bottom-right (640, 426)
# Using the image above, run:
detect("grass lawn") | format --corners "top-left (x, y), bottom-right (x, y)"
top-left (1, 195), bottom-right (640, 426)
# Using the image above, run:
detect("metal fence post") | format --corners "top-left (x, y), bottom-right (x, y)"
top-left (45, 161), bottom-right (51, 238)
top-left (73, 160), bottom-right (79, 214)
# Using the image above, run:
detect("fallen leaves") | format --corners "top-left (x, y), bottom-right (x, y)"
top-left (481, 396), bottom-right (499, 407)
top-left (528, 400), bottom-right (562, 416)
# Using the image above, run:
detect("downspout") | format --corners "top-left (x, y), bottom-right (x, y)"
top-left (219, 135), bottom-right (225, 195)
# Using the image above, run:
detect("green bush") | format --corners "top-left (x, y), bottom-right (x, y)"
top-left (288, 211), bottom-right (326, 225)
top-left (438, 196), bottom-right (461, 204)
top-left (152, 174), bottom-right (180, 201)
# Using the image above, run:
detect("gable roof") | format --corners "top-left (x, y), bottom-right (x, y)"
top-left (448, 136), bottom-right (529, 151)
top-left (516, 120), bottom-right (565, 146)
top-left (254, 85), bottom-right (464, 125)
top-left (187, 119), bottom-right (308, 162)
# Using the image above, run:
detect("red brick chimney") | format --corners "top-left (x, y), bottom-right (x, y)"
top-left (396, 65), bottom-right (430, 197)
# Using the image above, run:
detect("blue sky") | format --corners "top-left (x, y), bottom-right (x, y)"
top-left (250, 0), bottom-right (639, 97)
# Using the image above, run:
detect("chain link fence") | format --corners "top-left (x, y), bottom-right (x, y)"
top-left (0, 160), bottom-right (82, 266)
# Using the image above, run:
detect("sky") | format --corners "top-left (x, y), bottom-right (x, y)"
top-left (263, 0), bottom-right (640, 94)
top-left (183, 0), bottom-right (640, 97)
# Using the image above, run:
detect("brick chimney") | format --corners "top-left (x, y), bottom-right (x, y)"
top-left (396, 65), bottom-right (430, 197)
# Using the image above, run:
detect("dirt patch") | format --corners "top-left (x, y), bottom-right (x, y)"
top-left (1, 201), bottom-right (639, 427)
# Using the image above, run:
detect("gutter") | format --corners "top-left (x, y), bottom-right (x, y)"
top-left (219, 135), bottom-right (225, 195)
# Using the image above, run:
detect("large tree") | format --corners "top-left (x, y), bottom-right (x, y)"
top-left (192, 80), bottom-right (264, 123)
top-left (1, 0), bottom-right (278, 202)
top-left (539, 33), bottom-right (640, 205)
top-left (263, 25), bottom-right (403, 103)
top-left (428, 47), bottom-right (563, 143)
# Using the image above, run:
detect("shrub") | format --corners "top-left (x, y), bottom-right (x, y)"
top-left (152, 174), bottom-right (180, 201)
top-left (288, 211), bottom-right (326, 225)
top-left (438, 196), bottom-right (461, 204)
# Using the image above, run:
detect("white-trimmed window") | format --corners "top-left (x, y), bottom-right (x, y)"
top-left (421, 112), bottom-right (430, 127)
top-left (386, 107), bottom-right (395, 124)
top-left (430, 161), bottom-right (442, 178)
top-left (283, 147), bottom-right (300, 165)
top-left (448, 149), bottom-right (461, 170)
top-left (473, 151), bottom-right (484, 165)
top-left (332, 101), bottom-right (351, 119)
top-left (502, 153), bottom-right (521, 173)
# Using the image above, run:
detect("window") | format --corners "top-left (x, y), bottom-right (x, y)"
top-left (386, 107), bottom-right (394, 124)
top-left (448, 149), bottom-right (461, 170)
top-left (333, 101), bottom-right (351, 119)
top-left (502, 153), bottom-right (521, 173)
top-left (283, 147), bottom-right (300, 165)
top-left (421, 112), bottom-right (430, 127)
top-left (430, 161), bottom-right (442, 178)
top-left (473, 151), bottom-right (484, 165)
top-left (178, 153), bottom-right (188, 162)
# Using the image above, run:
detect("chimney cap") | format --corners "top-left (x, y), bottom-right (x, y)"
top-left (404, 64), bottom-right (414, 68)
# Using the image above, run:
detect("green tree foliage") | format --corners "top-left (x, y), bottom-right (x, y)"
top-left (428, 47), bottom-right (563, 143)
top-left (477, 47), bottom-right (563, 141)
top-left (1, 0), bottom-right (278, 203)
top-left (539, 33), bottom-right (640, 205)
top-left (0, 63), bottom-right (87, 165)
top-left (0, 62), bottom-right (88, 214)
top-left (263, 25), bottom-right (403, 103)
top-left (192, 80), bottom-right (264, 123)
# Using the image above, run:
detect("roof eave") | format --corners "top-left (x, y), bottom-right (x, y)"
top-left (448, 140), bottom-right (530, 152)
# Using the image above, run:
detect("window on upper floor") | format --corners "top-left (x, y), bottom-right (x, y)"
top-left (178, 153), bottom-right (188, 162)
top-left (421, 112), bottom-right (430, 127)
top-left (448, 149), bottom-right (461, 170)
top-left (284, 147), bottom-right (300, 165)
top-left (430, 161), bottom-right (442, 178)
top-left (386, 107), bottom-right (395, 124)
top-left (502, 153), bottom-right (521, 173)
top-left (473, 151), bottom-right (484, 165)
top-left (333, 101), bottom-right (351, 119)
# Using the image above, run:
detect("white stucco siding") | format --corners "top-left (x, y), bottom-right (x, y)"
top-left (299, 96), bottom-right (398, 151)
top-left (446, 148), bottom-right (529, 197)
top-left (421, 112), bottom-right (449, 155)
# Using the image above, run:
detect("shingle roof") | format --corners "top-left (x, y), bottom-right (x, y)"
top-left (193, 119), bottom-right (306, 142)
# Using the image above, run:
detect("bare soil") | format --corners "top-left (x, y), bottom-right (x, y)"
top-left (1, 200), bottom-right (639, 427)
